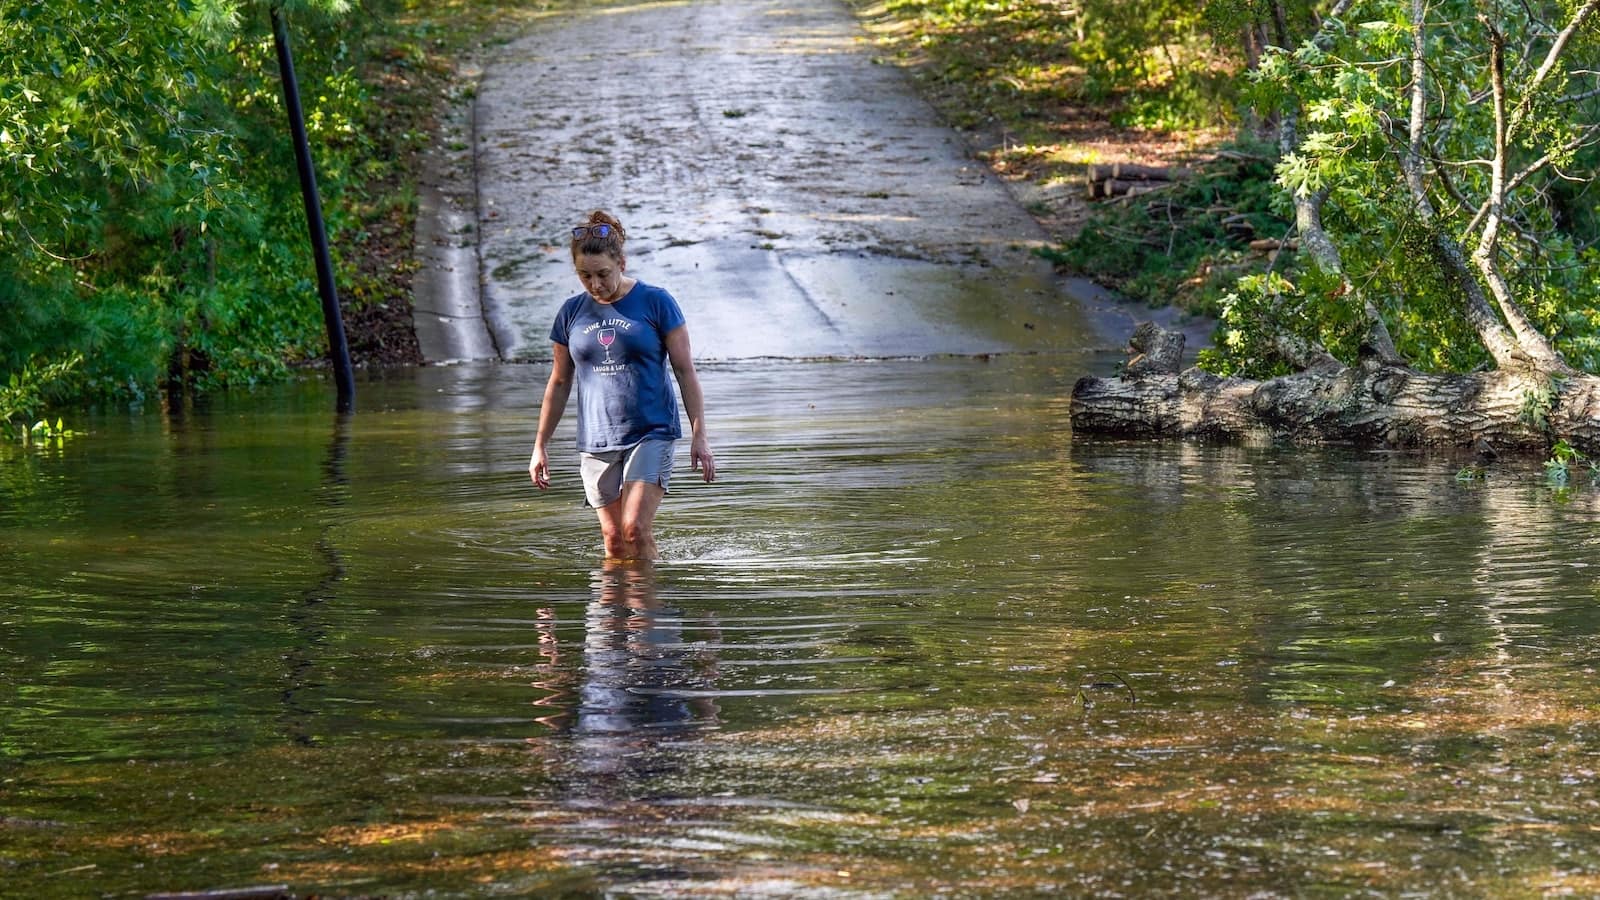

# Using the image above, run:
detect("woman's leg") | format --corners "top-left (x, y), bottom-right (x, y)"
top-left (618, 480), bottom-right (667, 560)
top-left (590, 441), bottom-right (672, 560)
top-left (593, 500), bottom-right (630, 559)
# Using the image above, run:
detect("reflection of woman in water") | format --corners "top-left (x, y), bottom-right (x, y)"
top-left (529, 210), bottom-right (716, 561)
top-left (573, 562), bottom-right (719, 779)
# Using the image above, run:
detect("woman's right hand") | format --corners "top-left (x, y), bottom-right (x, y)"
top-left (530, 446), bottom-right (551, 489)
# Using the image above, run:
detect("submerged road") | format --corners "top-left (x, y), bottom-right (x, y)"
top-left (414, 0), bottom-right (1141, 362)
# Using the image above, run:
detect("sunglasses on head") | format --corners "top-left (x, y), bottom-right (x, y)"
top-left (572, 224), bottom-right (613, 240)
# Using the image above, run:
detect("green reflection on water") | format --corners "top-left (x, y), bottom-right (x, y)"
top-left (3, 357), bottom-right (1600, 897)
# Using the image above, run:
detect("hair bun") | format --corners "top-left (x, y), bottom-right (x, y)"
top-left (588, 210), bottom-right (625, 239)
top-left (572, 209), bottom-right (627, 256)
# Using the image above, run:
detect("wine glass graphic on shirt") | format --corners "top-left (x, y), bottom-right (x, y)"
top-left (597, 328), bottom-right (617, 364)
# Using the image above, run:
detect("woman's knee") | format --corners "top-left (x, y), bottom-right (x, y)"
top-left (621, 518), bottom-right (651, 546)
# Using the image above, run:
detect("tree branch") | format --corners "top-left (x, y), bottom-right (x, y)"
top-left (1266, 0), bottom-right (1404, 368)
top-left (1400, 0), bottom-right (1527, 371)
top-left (1511, 122), bottom-right (1600, 186)
top-left (1274, 332), bottom-right (1344, 371)
top-left (1326, 0), bottom-right (1358, 24)
top-left (1294, 187), bottom-right (1403, 365)
top-left (1558, 85), bottom-right (1600, 104)
top-left (1460, 120), bottom-right (1600, 235)
top-left (1507, 0), bottom-right (1600, 138)
top-left (1406, 0), bottom-right (1427, 192)
top-left (1473, 15), bottom-right (1570, 372)
top-left (1477, 14), bottom-right (1509, 259)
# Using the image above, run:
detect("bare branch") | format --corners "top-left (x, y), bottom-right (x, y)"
top-left (1507, 0), bottom-right (1600, 138)
top-left (1431, 154), bottom-right (1477, 218)
top-left (1509, 0), bottom-right (1555, 83)
top-left (1508, 121), bottom-right (1600, 190)
top-left (1513, 0), bottom-right (1550, 35)
top-left (1477, 14), bottom-right (1509, 259)
top-left (1274, 332), bottom-right (1344, 371)
top-left (1457, 119), bottom-right (1600, 239)
top-left (17, 221), bottom-right (95, 263)
top-left (1558, 85), bottom-right (1600, 104)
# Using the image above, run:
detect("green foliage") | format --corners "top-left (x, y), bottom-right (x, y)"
top-left (1076, 0), bottom-right (1235, 128)
top-left (868, 0), bottom-right (1261, 131)
top-left (874, 0), bottom-right (1092, 129)
top-left (1200, 270), bottom-right (1326, 377)
top-left (0, 352), bottom-right (83, 444)
top-left (1046, 144), bottom-right (1284, 321)
top-left (0, 0), bottom-right (434, 409)
top-left (1544, 439), bottom-right (1586, 486)
top-left (1519, 377), bottom-right (1561, 432)
top-left (21, 417), bottom-right (80, 450)
top-left (1197, 0), bottom-right (1600, 377)
top-left (0, 6), bottom-right (231, 233)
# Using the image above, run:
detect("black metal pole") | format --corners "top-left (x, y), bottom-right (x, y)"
top-left (271, 4), bottom-right (355, 413)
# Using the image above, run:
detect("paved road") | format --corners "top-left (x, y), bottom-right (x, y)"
top-left (415, 0), bottom-right (1138, 363)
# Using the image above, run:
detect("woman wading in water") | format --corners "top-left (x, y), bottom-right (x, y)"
top-left (529, 210), bottom-right (716, 560)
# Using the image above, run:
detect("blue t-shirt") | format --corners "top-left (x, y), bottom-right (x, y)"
top-left (549, 281), bottom-right (686, 452)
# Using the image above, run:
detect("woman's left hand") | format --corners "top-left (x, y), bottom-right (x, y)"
top-left (691, 435), bottom-right (716, 483)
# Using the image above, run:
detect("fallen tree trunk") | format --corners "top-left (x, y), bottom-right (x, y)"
top-left (1072, 324), bottom-right (1600, 453)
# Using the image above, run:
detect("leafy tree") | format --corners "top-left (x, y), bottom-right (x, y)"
top-left (1202, 0), bottom-right (1600, 379)
top-left (0, 0), bottom-right (366, 406)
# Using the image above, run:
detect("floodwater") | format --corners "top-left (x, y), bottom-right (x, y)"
top-left (4, 355), bottom-right (1600, 897)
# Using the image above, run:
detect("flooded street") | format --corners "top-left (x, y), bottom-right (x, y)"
top-left (5, 357), bottom-right (1600, 896)
top-left (6, 0), bottom-right (1600, 892)
top-left (414, 0), bottom-right (1165, 363)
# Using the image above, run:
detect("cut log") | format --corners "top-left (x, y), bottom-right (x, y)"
top-left (1248, 238), bottom-right (1299, 252)
top-left (1072, 323), bottom-right (1600, 453)
top-left (1110, 162), bottom-right (1194, 181)
top-left (1084, 162), bottom-right (1194, 198)
top-left (1095, 179), bottom-right (1166, 201)
top-left (1222, 215), bottom-right (1255, 239)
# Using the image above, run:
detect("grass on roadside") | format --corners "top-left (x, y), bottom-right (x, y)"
top-left (845, 0), bottom-right (1293, 322)
top-left (325, 0), bottom-right (652, 366)
top-left (1038, 144), bottom-right (1290, 319)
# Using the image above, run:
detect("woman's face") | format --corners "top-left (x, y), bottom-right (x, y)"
top-left (575, 252), bottom-right (626, 302)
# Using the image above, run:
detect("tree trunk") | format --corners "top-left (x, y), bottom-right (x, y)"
top-left (1072, 324), bottom-right (1600, 454)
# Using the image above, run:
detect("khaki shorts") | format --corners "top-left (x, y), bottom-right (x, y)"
top-left (578, 439), bottom-right (675, 508)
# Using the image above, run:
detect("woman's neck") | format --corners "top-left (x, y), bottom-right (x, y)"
top-left (595, 276), bottom-right (637, 304)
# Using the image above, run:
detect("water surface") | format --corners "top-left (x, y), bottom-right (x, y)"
top-left (3, 356), bottom-right (1599, 897)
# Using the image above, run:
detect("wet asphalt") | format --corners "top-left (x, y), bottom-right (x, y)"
top-left (413, 0), bottom-right (1155, 364)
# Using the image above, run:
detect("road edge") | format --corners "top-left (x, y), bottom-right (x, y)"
top-left (410, 62), bottom-right (502, 364)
